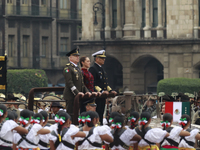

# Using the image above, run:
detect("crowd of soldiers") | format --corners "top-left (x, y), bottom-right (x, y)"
top-left (110, 92), bottom-right (200, 126)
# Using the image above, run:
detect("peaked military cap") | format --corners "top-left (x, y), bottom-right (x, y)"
top-left (180, 94), bottom-right (190, 102)
top-left (160, 94), bottom-right (175, 101)
top-left (168, 95), bottom-right (175, 102)
top-left (66, 48), bottom-right (80, 57)
top-left (83, 98), bottom-right (97, 107)
top-left (159, 94), bottom-right (171, 101)
top-left (51, 102), bottom-right (63, 108)
top-left (92, 50), bottom-right (106, 58)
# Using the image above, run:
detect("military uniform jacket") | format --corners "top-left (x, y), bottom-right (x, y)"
top-left (63, 62), bottom-right (88, 101)
top-left (89, 63), bottom-right (112, 92)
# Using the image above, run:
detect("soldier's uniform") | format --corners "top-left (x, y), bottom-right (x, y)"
top-left (142, 102), bottom-right (157, 117)
top-left (192, 110), bottom-right (199, 124)
top-left (5, 94), bottom-right (20, 119)
top-left (63, 48), bottom-right (88, 115)
top-left (89, 50), bottom-right (112, 125)
top-left (142, 96), bottom-right (159, 117)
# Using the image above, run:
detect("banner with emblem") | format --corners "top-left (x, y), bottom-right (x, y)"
top-left (165, 102), bottom-right (190, 122)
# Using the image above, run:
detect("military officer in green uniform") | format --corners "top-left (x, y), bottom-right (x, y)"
top-left (63, 48), bottom-right (91, 115)
top-left (5, 93), bottom-right (20, 119)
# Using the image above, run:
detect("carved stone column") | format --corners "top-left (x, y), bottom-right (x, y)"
top-left (123, 0), bottom-right (136, 40)
top-left (143, 0), bottom-right (151, 38)
top-left (157, 0), bottom-right (164, 38)
top-left (115, 0), bottom-right (122, 38)
top-left (105, 0), bottom-right (111, 39)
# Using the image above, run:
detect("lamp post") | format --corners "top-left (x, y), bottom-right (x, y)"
top-left (93, 2), bottom-right (106, 50)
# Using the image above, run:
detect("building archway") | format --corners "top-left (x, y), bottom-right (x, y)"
top-left (131, 55), bottom-right (163, 94)
top-left (102, 56), bottom-right (123, 91)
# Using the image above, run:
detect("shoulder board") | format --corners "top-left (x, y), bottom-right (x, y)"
top-left (66, 63), bottom-right (70, 66)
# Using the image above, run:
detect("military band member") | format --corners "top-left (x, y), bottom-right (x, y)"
top-left (63, 48), bottom-right (91, 116)
top-left (89, 50), bottom-right (117, 125)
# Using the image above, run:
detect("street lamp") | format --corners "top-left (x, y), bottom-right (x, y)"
top-left (93, 2), bottom-right (106, 50)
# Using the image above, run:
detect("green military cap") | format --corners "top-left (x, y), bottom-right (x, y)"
top-left (158, 92), bottom-right (165, 97)
top-left (66, 48), bottom-right (80, 57)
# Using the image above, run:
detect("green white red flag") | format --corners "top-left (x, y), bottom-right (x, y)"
top-left (165, 102), bottom-right (190, 122)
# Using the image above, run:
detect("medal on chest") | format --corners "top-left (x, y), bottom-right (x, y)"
top-left (74, 68), bottom-right (79, 80)
top-left (76, 74), bottom-right (79, 80)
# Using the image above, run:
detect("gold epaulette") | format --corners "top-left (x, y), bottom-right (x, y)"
top-left (107, 86), bottom-right (112, 91)
top-left (95, 86), bottom-right (102, 92)
top-left (66, 63), bottom-right (70, 66)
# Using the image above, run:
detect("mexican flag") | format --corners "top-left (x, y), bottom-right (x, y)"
top-left (165, 102), bottom-right (190, 122)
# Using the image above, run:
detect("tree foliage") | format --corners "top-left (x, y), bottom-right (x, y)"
top-left (7, 69), bottom-right (48, 94)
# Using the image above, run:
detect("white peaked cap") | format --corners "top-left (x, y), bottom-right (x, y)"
top-left (92, 50), bottom-right (106, 57)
